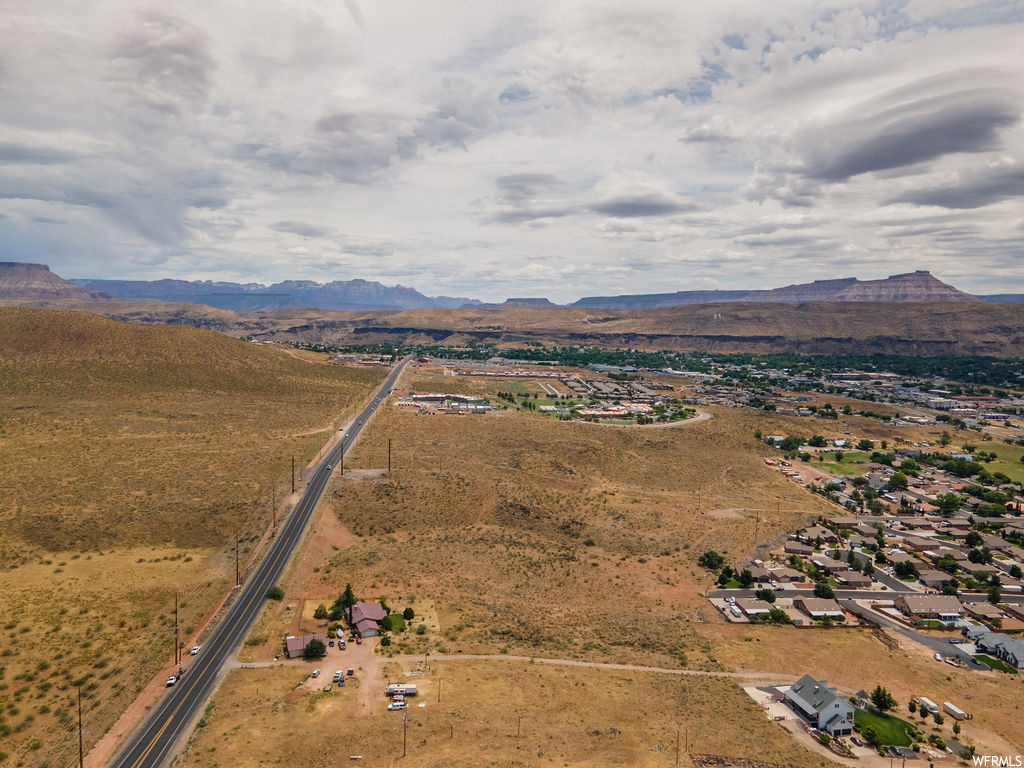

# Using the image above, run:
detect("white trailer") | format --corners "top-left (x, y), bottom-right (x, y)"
top-left (917, 697), bottom-right (938, 714)
top-left (386, 683), bottom-right (418, 697)
top-left (943, 702), bottom-right (969, 720)
top-left (730, 605), bottom-right (742, 618)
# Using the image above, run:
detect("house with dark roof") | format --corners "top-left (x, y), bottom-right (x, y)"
top-left (349, 601), bottom-right (388, 638)
top-left (965, 628), bottom-right (1024, 669)
top-left (786, 674), bottom-right (854, 735)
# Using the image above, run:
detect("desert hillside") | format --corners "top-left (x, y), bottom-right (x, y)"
top-left (0, 307), bottom-right (386, 768)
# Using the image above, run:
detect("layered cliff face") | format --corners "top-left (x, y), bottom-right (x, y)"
top-left (572, 271), bottom-right (979, 308)
top-left (0, 262), bottom-right (111, 301)
top-left (828, 271), bottom-right (978, 302)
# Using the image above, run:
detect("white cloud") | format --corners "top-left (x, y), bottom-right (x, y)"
top-left (0, 0), bottom-right (1022, 301)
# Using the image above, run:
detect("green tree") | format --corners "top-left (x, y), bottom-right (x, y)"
top-left (939, 431), bottom-right (952, 447)
top-left (738, 568), bottom-right (755, 588)
top-left (857, 439), bottom-right (874, 451)
top-left (330, 583), bottom-right (359, 620)
top-left (813, 582), bottom-right (835, 600)
top-left (870, 685), bottom-right (897, 712)
top-left (988, 585), bottom-right (1001, 604)
top-left (808, 435), bottom-right (826, 447)
top-left (1010, 564), bottom-right (1022, 580)
top-left (303, 638), bottom-right (327, 659)
top-left (754, 588), bottom-right (776, 603)
top-left (888, 472), bottom-right (908, 492)
top-left (766, 608), bottom-right (792, 624)
top-left (936, 493), bottom-right (961, 515)
top-left (965, 530), bottom-right (983, 547)
top-left (314, 604), bottom-right (328, 620)
top-left (860, 724), bottom-right (879, 747)
top-left (953, 721), bottom-right (961, 736)
top-left (908, 699), bottom-right (917, 713)
top-left (698, 551), bottom-right (724, 570)
top-left (402, 607), bottom-right (415, 621)
top-left (894, 560), bottom-right (918, 578)
top-left (266, 585), bottom-right (284, 600)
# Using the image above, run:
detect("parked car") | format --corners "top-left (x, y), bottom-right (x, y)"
top-left (312, 669), bottom-right (320, 678)
top-left (332, 670), bottom-right (343, 682)
top-left (190, 646), bottom-right (201, 655)
top-left (322, 685), bottom-right (331, 692)
top-left (356, 635), bottom-right (362, 645)
top-left (166, 676), bottom-right (177, 687)
top-left (387, 701), bottom-right (406, 711)
top-left (338, 639), bottom-right (346, 650)
top-left (329, 639), bottom-right (334, 647)
top-left (347, 668), bottom-right (355, 676)
top-left (934, 653), bottom-right (943, 662)
top-left (850, 736), bottom-right (863, 747)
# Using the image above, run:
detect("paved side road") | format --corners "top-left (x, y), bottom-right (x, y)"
top-left (108, 358), bottom-right (410, 768)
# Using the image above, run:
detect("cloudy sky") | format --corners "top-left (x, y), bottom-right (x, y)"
top-left (1, 0), bottom-right (1023, 302)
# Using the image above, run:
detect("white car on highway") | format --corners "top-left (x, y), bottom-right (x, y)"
top-left (190, 645), bottom-right (201, 655)
top-left (166, 676), bottom-right (177, 687)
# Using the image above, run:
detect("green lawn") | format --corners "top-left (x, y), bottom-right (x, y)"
top-left (853, 708), bottom-right (913, 746)
top-left (975, 654), bottom-right (1020, 674)
top-left (982, 442), bottom-right (1024, 484)
top-left (813, 451), bottom-right (871, 476)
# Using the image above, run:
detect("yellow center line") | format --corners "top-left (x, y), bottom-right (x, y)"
top-left (123, 360), bottom-right (405, 768)
top-left (126, 474), bottom-right (323, 768)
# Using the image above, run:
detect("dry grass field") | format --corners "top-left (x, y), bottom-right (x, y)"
top-left (304, 399), bottom-right (836, 668)
top-left (211, 371), bottom-right (1022, 765)
top-left (0, 308), bottom-right (385, 768)
top-left (177, 662), bottom-right (837, 768)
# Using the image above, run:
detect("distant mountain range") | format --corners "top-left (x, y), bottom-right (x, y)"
top-left (569, 271), bottom-right (981, 307)
top-left (69, 275), bottom-right (480, 312)
top-left (2, 262), bottom-right (1021, 311)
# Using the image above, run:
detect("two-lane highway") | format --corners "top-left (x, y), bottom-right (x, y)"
top-left (109, 357), bottom-right (410, 768)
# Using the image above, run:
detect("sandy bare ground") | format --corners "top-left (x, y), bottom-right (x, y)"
top-left (234, 653), bottom-right (791, 682)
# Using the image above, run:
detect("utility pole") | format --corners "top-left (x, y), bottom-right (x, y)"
top-left (291, 456), bottom-right (295, 494)
top-left (675, 722), bottom-right (680, 766)
top-left (173, 592), bottom-right (179, 665)
top-left (402, 711), bottom-right (407, 758)
top-left (77, 687), bottom-right (84, 768)
top-left (516, 713), bottom-right (521, 738)
top-left (388, 437), bottom-right (392, 473)
top-left (437, 678), bottom-right (441, 703)
top-left (340, 450), bottom-right (344, 477)
top-left (235, 529), bottom-right (240, 587)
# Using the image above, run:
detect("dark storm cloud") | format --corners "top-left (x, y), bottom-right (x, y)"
top-left (587, 189), bottom-right (695, 217)
top-left (886, 167), bottom-right (1024, 209)
top-left (491, 205), bottom-right (576, 224)
top-left (802, 81), bottom-right (1022, 182)
top-left (496, 173), bottom-right (563, 199)
top-left (0, 142), bottom-right (77, 165)
top-left (269, 221), bottom-right (337, 238)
